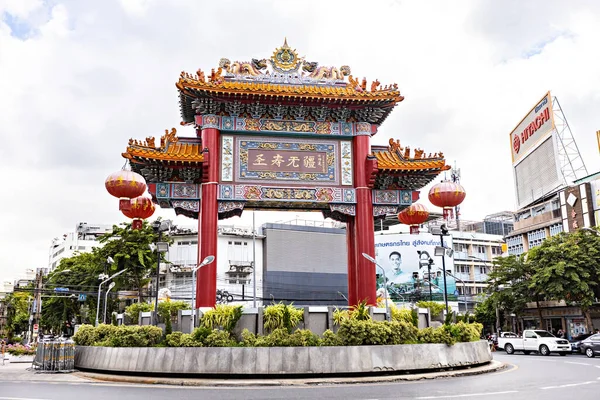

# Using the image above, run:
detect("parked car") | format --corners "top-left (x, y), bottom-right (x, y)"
top-left (570, 333), bottom-right (593, 354)
top-left (498, 329), bottom-right (571, 356)
top-left (496, 332), bottom-right (518, 349)
top-left (579, 334), bottom-right (600, 358)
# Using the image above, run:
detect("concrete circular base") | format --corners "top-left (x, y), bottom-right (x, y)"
top-left (75, 340), bottom-right (492, 377)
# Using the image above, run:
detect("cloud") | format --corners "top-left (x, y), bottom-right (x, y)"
top-left (1, 0), bottom-right (600, 284)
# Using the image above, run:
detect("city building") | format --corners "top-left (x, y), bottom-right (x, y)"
top-left (48, 222), bottom-right (113, 271)
top-left (156, 224), bottom-right (265, 306)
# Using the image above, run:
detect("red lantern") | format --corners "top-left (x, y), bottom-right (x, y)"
top-left (122, 196), bottom-right (155, 230)
top-left (105, 170), bottom-right (147, 212)
top-left (428, 181), bottom-right (466, 220)
top-left (398, 203), bottom-right (430, 234)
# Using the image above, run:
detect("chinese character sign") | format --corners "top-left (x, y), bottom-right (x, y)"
top-left (248, 149), bottom-right (327, 173)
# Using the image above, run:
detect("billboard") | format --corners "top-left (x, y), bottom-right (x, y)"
top-left (510, 92), bottom-right (555, 165)
top-left (374, 233), bottom-right (455, 302)
top-left (510, 92), bottom-right (564, 209)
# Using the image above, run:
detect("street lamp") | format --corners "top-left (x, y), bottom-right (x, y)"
top-left (95, 268), bottom-right (127, 327)
top-left (417, 250), bottom-right (434, 301)
top-left (151, 220), bottom-right (171, 326)
top-left (430, 224), bottom-right (450, 313)
top-left (191, 255), bottom-right (215, 329)
top-left (103, 282), bottom-right (116, 324)
top-left (438, 268), bottom-right (466, 312)
top-left (361, 253), bottom-right (390, 321)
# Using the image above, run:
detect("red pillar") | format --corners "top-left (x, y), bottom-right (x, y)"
top-left (346, 218), bottom-right (357, 306)
top-left (197, 126), bottom-right (220, 307)
top-left (353, 134), bottom-right (376, 305)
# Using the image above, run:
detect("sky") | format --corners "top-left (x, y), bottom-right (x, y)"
top-left (1, 0), bottom-right (600, 284)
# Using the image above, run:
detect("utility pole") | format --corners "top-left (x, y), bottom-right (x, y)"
top-left (33, 269), bottom-right (43, 342)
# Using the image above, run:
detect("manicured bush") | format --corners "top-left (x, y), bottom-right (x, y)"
top-left (448, 321), bottom-right (483, 342)
top-left (240, 328), bottom-right (320, 347)
top-left (319, 329), bottom-right (343, 346)
top-left (72, 324), bottom-right (98, 346)
top-left (6, 343), bottom-right (36, 356)
top-left (390, 306), bottom-right (414, 325)
top-left (417, 326), bottom-right (455, 346)
top-left (73, 324), bottom-right (162, 347)
top-left (336, 319), bottom-right (418, 346)
top-left (203, 330), bottom-right (237, 347)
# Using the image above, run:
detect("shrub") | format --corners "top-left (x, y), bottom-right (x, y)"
top-left (416, 301), bottom-right (446, 317)
top-left (390, 306), bottom-right (414, 325)
top-left (263, 302), bottom-right (304, 333)
top-left (125, 302), bottom-right (153, 323)
top-left (203, 330), bottom-right (237, 347)
top-left (201, 304), bottom-right (243, 332)
top-left (6, 343), bottom-right (36, 356)
top-left (191, 326), bottom-right (212, 342)
top-left (448, 322), bottom-right (483, 342)
top-left (333, 307), bottom-right (351, 325)
top-left (336, 319), bottom-right (417, 346)
top-left (319, 329), bottom-right (343, 346)
top-left (73, 324), bottom-right (98, 346)
top-left (417, 326), bottom-right (455, 346)
top-left (165, 331), bottom-right (184, 347)
top-left (111, 313), bottom-right (118, 326)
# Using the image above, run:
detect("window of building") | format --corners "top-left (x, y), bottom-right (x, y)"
top-left (491, 246), bottom-right (502, 255)
top-left (479, 266), bottom-right (487, 274)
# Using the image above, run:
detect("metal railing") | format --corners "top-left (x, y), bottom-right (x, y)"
top-left (32, 338), bottom-right (75, 372)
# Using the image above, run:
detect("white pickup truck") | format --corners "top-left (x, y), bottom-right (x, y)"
top-left (498, 330), bottom-right (571, 356)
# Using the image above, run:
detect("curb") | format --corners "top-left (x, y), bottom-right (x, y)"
top-left (76, 360), bottom-right (506, 387)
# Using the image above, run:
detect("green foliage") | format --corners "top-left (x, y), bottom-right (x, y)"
top-left (203, 330), bottom-right (237, 347)
top-left (191, 326), bottom-right (212, 343)
top-left (166, 331), bottom-right (202, 347)
top-left (389, 305), bottom-right (414, 324)
top-left (111, 313), bottom-right (118, 326)
top-left (240, 328), bottom-right (320, 347)
top-left (333, 308), bottom-right (350, 325)
top-left (96, 221), bottom-right (167, 300)
top-left (4, 292), bottom-right (30, 339)
top-left (416, 301), bottom-right (446, 317)
top-left (200, 304), bottom-right (243, 332)
top-left (336, 319), bottom-right (418, 346)
top-left (5, 343), bottom-right (36, 356)
top-left (319, 329), bottom-right (343, 346)
top-left (72, 324), bottom-right (162, 347)
top-left (447, 321), bottom-right (483, 342)
top-left (72, 324), bottom-right (98, 346)
top-left (263, 302), bottom-right (304, 332)
top-left (417, 326), bottom-right (455, 346)
top-left (125, 302), bottom-right (153, 323)
top-left (351, 300), bottom-right (371, 321)
top-left (444, 311), bottom-right (455, 326)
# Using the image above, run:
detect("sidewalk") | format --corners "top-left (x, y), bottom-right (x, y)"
top-left (1, 359), bottom-right (506, 386)
top-left (0, 362), bottom-right (91, 383)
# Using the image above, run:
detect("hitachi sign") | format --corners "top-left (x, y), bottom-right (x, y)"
top-left (514, 107), bottom-right (551, 154)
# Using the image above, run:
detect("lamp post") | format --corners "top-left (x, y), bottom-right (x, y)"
top-left (361, 253), bottom-right (390, 321)
top-left (151, 220), bottom-right (171, 326)
top-left (431, 225), bottom-right (450, 313)
top-left (192, 255), bottom-right (215, 330)
top-left (417, 250), bottom-right (434, 301)
top-left (103, 282), bottom-right (116, 324)
top-left (439, 268), bottom-right (466, 312)
top-left (95, 268), bottom-right (127, 327)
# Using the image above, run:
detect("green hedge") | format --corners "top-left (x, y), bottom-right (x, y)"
top-left (74, 320), bottom-right (483, 348)
top-left (73, 324), bottom-right (163, 347)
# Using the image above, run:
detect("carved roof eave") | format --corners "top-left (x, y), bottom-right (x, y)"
top-left (176, 82), bottom-right (403, 125)
top-left (122, 147), bottom-right (205, 164)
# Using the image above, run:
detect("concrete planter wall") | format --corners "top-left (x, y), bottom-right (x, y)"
top-left (75, 340), bottom-right (491, 376)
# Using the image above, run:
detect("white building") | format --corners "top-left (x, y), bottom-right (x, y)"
top-left (158, 225), bottom-right (265, 306)
top-left (48, 222), bottom-right (113, 271)
top-left (451, 230), bottom-right (505, 309)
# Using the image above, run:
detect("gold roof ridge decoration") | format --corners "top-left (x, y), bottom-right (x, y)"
top-left (372, 138), bottom-right (450, 171)
top-left (123, 128), bottom-right (205, 163)
top-left (176, 39), bottom-right (404, 103)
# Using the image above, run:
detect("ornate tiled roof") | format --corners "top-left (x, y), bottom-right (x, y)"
top-left (373, 139), bottom-right (449, 171)
top-left (370, 139), bottom-right (450, 190)
top-left (176, 40), bottom-right (404, 125)
top-left (123, 128), bottom-right (204, 164)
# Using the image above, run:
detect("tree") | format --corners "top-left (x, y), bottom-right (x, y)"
top-left (4, 291), bottom-right (30, 340)
top-left (487, 254), bottom-right (537, 327)
top-left (96, 221), bottom-right (166, 302)
top-left (527, 228), bottom-right (600, 331)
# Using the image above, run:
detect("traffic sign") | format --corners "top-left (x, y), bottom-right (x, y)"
top-left (78, 294), bottom-right (87, 302)
top-left (54, 287), bottom-right (69, 293)
top-left (33, 324), bottom-right (39, 333)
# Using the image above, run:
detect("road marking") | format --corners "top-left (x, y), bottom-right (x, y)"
top-left (565, 361), bottom-right (591, 366)
top-left (416, 391), bottom-right (518, 399)
top-left (541, 381), bottom-right (596, 389)
top-left (0, 397), bottom-right (51, 400)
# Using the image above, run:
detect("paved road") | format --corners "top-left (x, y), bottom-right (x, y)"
top-left (2, 353), bottom-right (600, 399)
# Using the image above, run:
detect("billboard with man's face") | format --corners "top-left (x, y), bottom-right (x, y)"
top-left (374, 233), bottom-right (455, 302)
